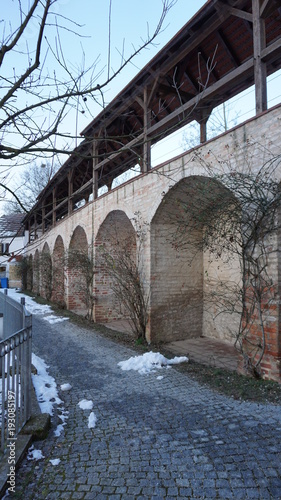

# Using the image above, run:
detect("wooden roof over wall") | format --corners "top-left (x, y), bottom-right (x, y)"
top-left (26, 0), bottom-right (281, 226)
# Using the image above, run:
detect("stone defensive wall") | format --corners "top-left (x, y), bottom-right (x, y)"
top-left (24, 104), bottom-right (281, 381)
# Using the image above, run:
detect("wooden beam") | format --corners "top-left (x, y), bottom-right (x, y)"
top-left (52, 188), bottom-right (57, 227)
top-left (183, 70), bottom-right (198, 93)
top-left (217, 29), bottom-right (240, 67)
top-left (92, 58), bottom-right (254, 173)
top-left (143, 87), bottom-right (151, 173)
top-left (158, 82), bottom-right (195, 104)
top-left (200, 121), bottom-right (207, 143)
top-left (135, 96), bottom-right (144, 110)
top-left (200, 107), bottom-right (213, 143)
top-left (89, 33), bottom-right (280, 175)
top-left (33, 216), bottom-right (37, 240)
top-left (92, 140), bottom-right (99, 199)
top-left (93, 134), bottom-right (144, 171)
top-left (216, 1), bottom-right (253, 22)
top-left (147, 76), bottom-right (159, 106)
top-left (252, 0), bottom-right (267, 113)
top-left (67, 171), bottom-right (73, 215)
top-left (84, 11), bottom-right (229, 137)
top-left (147, 57), bottom-right (254, 137)
top-left (260, 0), bottom-right (275, 18)
top-left (42, 205), bottom-right (45, 234)
top-left (261, 36), bottom-right (281, 61)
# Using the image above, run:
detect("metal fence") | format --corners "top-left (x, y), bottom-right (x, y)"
top-left (0, 290), bottom-right (32, 452)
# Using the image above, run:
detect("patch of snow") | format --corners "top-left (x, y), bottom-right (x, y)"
top-left (78, 399), bottom-right (93, 410)
top-left (49, 458), bottom-right (61, 466)
top-left (27, 446), bottom-right (45, 461)
top-left (88, 412), bottom-right (97, 429)
top-left (157, 376), bottom-right (164, 380)
top-left (1, 289), bottom-right (69, 323)
top-left (118, 351), bottom-right (188, 375)
top-left (54, 424), bottom-right (65, 437)
top-left (32, 353), bottom-right (62, 415)
top-left (43, 315), bottom-right (69, 324)
top-left (60, 383), bottom-right (72, 391)
top-left (58, 410), bottom-right (69, 423)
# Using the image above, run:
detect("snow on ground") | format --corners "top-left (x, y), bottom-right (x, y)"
top-left (32, 353), bottom-right (62, 415)
top-left (43, 315), bottom-right (69, 324)
top-left (55, 409), bottom-right (69, 436)
top-left (118, 351), bottom-right (188, 375)
top-left (60, 383), bottom-right (72, 391)
top-left (32, 353), bottom-right (70, 436)
top-left (1, 288), bottom-right (69, 324)
top-left (50, 458), bottom-right (61, 466)
top-left (88, 412), bottom-right (97, 429)
top-left (78, 399), bottom-right (94, 410)
top-left (27, 446), bottom-right (45, 461)
top-left (78, 399), bottom-right (96, 429)
top-left (54, 424), bottom-right (65, 437)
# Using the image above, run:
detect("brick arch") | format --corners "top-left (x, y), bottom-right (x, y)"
top-left (67, 225), bottom-right (89, 314)
top-left (41, 242), bottom-right (52, 300)
top-left (94, 210), bottom-right (136, 324)
top-left (52, 235), bottom-right (65, 307)
top-left (93, 204), bottom-right (136, 240)
top-left (33, 249), bottom-right (40, 295)
top-left (150, 175), bottom-right (241, 344)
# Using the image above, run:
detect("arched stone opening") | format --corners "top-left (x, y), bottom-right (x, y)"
top-left (27, 254), bottom-right (33, 291)
top-left (40, 242), bottom-right (52, 300)
top-left (94, 210), bottom-right (137, 325)
top-left (150, 176), bottom-right (241, 344)
top-left (67, 225), bottom-right (89, 315)
top-left (33, 250), bottom-right (40, 295)
top-left (52, 235), bottom-right (65, 307)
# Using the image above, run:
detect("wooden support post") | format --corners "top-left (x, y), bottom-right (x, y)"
top-left (196, 108), bottom-right (211, 143)
top-left (68, 171), bottom-right (73, 215)
top-left (34, 215), bottom-right (37, 240)
top-left (93, 139), bottom-right (99, 199)
top-left (52, 187), bottom-right (57, 227)
top-left (252, 0), bottom-right (267, 114)
top-left (143, 87), bottom-right (151, 173)
top-left (42, 205), bottom-right (45, 234)
top-left (200, 120), bottom-right (207, 143)
top-left (28, 219), bottom-right (32, 243)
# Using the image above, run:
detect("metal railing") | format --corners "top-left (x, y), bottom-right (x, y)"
top-left (0, 290), bottom-right (32, 452)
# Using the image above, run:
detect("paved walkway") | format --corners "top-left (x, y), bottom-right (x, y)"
top-left (13, 316), bottom-right (281, 499)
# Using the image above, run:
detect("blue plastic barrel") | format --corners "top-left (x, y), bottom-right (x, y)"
top-left (0, 278), bottom-right (8, 288)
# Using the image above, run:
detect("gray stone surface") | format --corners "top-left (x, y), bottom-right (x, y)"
top-left (10, 316), bottom-right (281, 499)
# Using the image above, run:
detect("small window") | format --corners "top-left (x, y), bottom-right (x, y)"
top-left (1, 243), bottom-right (9, 255)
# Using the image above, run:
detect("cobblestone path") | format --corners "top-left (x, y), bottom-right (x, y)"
top-left (12, 316), bottom-right (281, 499)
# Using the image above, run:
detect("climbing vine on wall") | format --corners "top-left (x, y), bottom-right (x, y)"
top-left (166, 142), bottom-right (281, 377)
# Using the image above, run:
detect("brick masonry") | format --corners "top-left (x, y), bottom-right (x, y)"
top-left (25, 105), bottom-right (281, 381)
